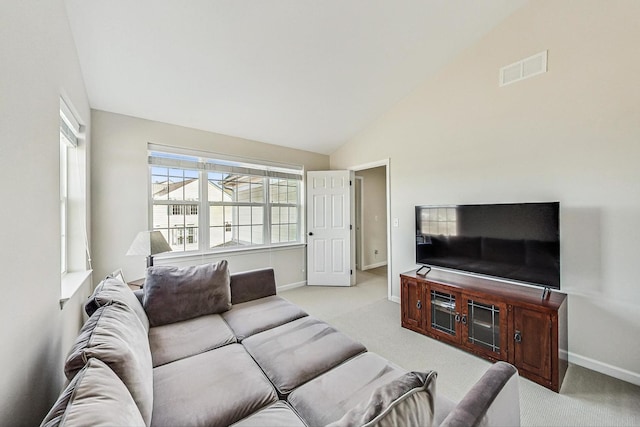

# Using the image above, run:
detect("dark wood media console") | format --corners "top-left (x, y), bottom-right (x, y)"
top-left (401, 269), bottom-right (568, 392)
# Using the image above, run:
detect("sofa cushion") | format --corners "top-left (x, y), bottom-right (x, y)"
top-left (242, 316), bottom-right (366, 396)
top-left (64, 303), bottom-right (153, 426)
top-left (143, 261), bottom-right (231, 327)
top-left (221, 295), bottom-right (308, 341)
top-left (41, 358), bottom-right (145, 427)
top-left (230, 401), bottom-right (306, 427)
top-left (288, 352), bottom-right (406, 426)
top-left (148, 314), bottom-right (236, 367)
top-left (86, 275), bottom-right (150, 332)
top-left (326, 370), bottom-right (437, 427)
top-left (152, 344), bottom-right (277, 427)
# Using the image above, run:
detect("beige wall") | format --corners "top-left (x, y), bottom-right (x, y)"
top-left (356, 167), bottom-right (387, 268)
top-left (91, 110), bottom-right (330, 287)
top-left (0, 1), bottom-right (93, 425)
top-left (331, 1), bottom-right (640, 383)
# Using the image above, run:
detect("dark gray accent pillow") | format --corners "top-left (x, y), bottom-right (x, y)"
top-left (143, 261), bottom-right (231, 327)
top-left (327, 371), bottom-right (437, 427)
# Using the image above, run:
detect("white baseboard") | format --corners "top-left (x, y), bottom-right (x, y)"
top-left (362, 261), bottom-right (388, 271)
top-left (277, 281), bottom-right (307, 292)
top-left (390, 296), bottom-right (400, 304)
top-left (561, 349), bottom-right (640, 386)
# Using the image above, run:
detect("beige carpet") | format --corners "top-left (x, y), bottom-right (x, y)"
top-left (282, 267), bottom-right (640, 426)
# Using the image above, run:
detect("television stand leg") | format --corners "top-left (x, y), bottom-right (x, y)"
top-left (416, 265), bottom-right (431, 277)
top-left (541, 287), bottom-right (552, 301)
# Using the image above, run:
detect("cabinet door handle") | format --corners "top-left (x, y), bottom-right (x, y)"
top-left (461, 314), bottom-right (467, 325)
top-left (514, 330), bottom-right (522, 343)
top-left (455, 313), bottom-right (461, 323)
top-left (416, 300), bottom-right (422, 310)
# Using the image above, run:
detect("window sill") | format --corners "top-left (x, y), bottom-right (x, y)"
top-left (155, 242), bottom-right (306, 263)
top-left (60, 270), bottom-right (92, 309)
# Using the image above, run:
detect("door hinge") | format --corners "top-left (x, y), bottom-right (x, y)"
top-left (350, 224), bottom-right (353, 230)
top-left (350, 180), bottom-right (352, 186)
top-left (350, 270), bottom-right (353, 275)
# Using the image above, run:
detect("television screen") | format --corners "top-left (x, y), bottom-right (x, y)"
top-left (415, 202), bottom-right (560, 289)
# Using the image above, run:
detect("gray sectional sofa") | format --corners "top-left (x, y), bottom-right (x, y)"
top-left (41, 261), bottom-right (521, 427)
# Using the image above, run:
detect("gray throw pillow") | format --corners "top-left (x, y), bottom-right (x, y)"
top-left (41, 358), bottom-right (145, 427)
top-left (143, 261), bottom-right (231, 327)
top-left (85, 275), bottom-right (150, 332)
top-left (327, 371), bottom-right (437, 427)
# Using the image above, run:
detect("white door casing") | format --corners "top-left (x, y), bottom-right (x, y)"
top-left (307, 170), bottom-right (354, 286)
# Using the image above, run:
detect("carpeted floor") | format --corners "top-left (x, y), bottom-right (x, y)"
top-left (281, 267), bottom-right (640, 426)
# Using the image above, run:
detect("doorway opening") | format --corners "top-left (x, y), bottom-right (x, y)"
top-left (351, 160), bottom-right (391, 301)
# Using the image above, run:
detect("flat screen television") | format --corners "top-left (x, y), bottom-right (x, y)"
top-left (415, 202), bottom-right (560, 289)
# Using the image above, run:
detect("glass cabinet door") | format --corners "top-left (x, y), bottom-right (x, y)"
top-left (427, 285), bottom-right (461, 343)
top-left (463, 297), bottom-right (507, 359)
top-left (431, 290), bottom-right (456, 334)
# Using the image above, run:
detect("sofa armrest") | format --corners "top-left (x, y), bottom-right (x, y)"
top-left (439, 362), bottom-right (520, 427)
top-left (230, 268), bottom-right (277, 304)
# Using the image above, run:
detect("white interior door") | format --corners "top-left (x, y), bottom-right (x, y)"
top-left (307, 170), bottom-right (354, 286)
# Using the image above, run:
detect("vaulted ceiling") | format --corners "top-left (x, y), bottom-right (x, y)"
top-left (65, 0), bottom-right (526, 155)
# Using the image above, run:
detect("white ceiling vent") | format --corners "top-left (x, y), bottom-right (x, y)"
top-left (499, 50), bottom-right (547, 87)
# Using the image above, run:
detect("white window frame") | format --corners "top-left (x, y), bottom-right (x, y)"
top-left (60, 140), bottom-right (68, 275)
top-left (148, 145), bottom-right (304, 255)
top-left (59, 99), bottom-right (80, 275)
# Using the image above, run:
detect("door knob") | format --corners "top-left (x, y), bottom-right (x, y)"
top-left (308, 232), bottom-right (314, 236)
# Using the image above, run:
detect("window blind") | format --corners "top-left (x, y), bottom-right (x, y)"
top-left (148, 149), bottom-right (303, 181)
top-left (60, 98), bottom-right (80, 148)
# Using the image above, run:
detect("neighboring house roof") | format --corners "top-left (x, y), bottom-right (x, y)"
top-left (153, 176), bottom-right (256, 200)
top-left (211, 240), bottom-right (252, 248)
top-left (152, 178), bottom-right (198, 198)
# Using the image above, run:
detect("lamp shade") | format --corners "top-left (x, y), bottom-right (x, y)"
top-left (126, 231), bottom-right (172, 257)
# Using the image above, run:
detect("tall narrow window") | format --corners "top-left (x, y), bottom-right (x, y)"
top-left (59, 99), bottom-right (80, 275)
top-left (149, 147), bottom-right (303, 254)
top-left (60, 138), bottom-right (68, 274)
